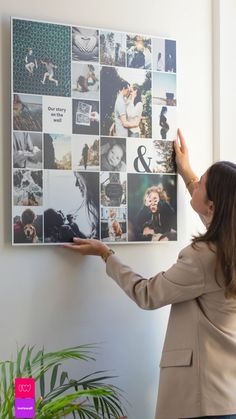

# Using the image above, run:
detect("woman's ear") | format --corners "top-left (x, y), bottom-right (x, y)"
top-left (207, 201), bottom-right (215, 218)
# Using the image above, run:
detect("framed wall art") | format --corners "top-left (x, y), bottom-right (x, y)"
top-left (11, 17), bottom-right (177, 245)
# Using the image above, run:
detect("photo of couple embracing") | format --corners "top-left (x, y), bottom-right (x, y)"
top-left (101, 66), bottom-right (152, 139)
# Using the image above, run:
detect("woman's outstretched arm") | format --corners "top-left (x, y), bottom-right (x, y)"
top-left (174, 129), bottom-right (198, 196)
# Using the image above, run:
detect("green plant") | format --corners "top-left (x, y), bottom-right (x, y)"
top-left (0, 344), bottom-right (126, 418)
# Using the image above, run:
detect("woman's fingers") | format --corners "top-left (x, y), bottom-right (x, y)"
top-left (63, 237), bottom-right (109, 256)
top-left (177, 129), bottom-right (188, 152)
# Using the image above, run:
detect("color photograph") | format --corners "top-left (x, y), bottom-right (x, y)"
top-left (72, 27), bottom-right (99, 62)
top-left (127, 173), bottom-right (177, 242)
top-left (101, 207), bottom-right (127, 242)
top-left (13, 94), bottom-right (42, 132)
top-left (152, 140), bottom-right (176, 173)
top-left (127, 34), bottom-right (152, 69)
top-left (100, 30), bottom-right (126, 67)
top-left (13, 19), bottom-right (71, 97)
top-left (13, 207), bottom-right (43, 244)
top-left (71, 63), bottom-right (99, 100)
top-left (72, 135), bottom-right (100, 171)
top-left (43, 133), bottom-right (72, 170)
top-left (13, 169), bottom-right (43, 206)
top-left (44, 171), bottom-right (100, 242)
top-left (165, 39), bottom-right (176, 73)
top-left (13, 131), bottom-right (42, 169)
top-left (153, 72), bottom-right (176, 106)
top-left (100, 172), bottom-right (127, 207)
top-left (101, 66), bottom-right (152, 138)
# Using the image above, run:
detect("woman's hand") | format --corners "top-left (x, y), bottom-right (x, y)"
top-left (174, 129), bottom-right (191, 176)
top-left (174, 129), bottom-right (198, 195)
top-left (64, 238), bottom-right (109, 257)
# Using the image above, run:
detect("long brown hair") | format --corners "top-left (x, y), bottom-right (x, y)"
top-left (192, 161), bottom-right (236, 298)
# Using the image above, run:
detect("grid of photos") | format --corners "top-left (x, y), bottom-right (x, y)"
top-left (12, 18), bottom-right (177, 245)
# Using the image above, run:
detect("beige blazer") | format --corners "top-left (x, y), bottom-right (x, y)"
top-left (106, 241), bottom-right (236, 419)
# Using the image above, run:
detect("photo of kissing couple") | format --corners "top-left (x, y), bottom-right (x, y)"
top-left (101, 66), bottom-right (152, 139)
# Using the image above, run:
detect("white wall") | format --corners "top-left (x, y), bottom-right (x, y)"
top-left (0, 1), bottom-right (213, 418)
top-left (212, 0), bottom-right (236, 161)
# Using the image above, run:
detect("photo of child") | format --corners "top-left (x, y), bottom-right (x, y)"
top-left (101, 138), bottom-right (126, 172)
top-left (127, 34), bottom-right (152, 69)
top-left (127, 173), bottom-right (177, 242)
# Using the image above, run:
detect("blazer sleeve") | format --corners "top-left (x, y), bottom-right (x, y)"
top-left (106, 245), bottom-right (206, 310)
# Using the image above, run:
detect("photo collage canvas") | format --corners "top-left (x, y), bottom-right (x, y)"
top-left (12, 18), bottom-right (177, 244)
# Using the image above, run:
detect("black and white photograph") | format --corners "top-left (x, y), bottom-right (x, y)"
top-left (152, 104), bottom-right (177, 140)
top-left (13, 131), bottom-right (42, 169)
top-left (152, 37), bottom-right (165, 72)
top-left (72, 99), bottom-right (99, 135)
top-left (72, 135), bottom-right (100, 171)
top-left (72, 27), bottom-right (99, 62)
top-left (101, 137), bottom-right (126, 172)
top-left (127, 34), bottom-right (152, 69)
top-left (101, 66), bottom-right (152, 138)
top-left (127, 173), bottom-right (177, 242)
top-left (13, 169), bottom-right (43, 206)
top-left (44, 171), bottom-right (100, 242)
top-left (101, 172), bottom-right (127, 207)
top-left (72, 63), bottom-right (99, 100)
top-left (100, 30), bottom-right (126, 67)
top-left (101, 207), bottom-right (127, 242)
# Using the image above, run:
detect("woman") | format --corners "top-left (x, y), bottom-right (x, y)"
top-left (159, 106), bottom-right (169, 139)
top-left (126, 84), bottom-right (143, 138)
top-left (64, 130), bottom-right (236, 419)
top-left (44, 172), bottom-right (99, 242)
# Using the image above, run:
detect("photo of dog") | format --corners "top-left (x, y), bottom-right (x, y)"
top-left (23, 223), bottom-right (38, 243)
top-left (13, 208), bottom-right (42, 244)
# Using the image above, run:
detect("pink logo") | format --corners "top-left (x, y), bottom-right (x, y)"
top-left (15, 378), bottom-right (35, 399)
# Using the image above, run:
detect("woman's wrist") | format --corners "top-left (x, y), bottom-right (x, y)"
top-left (101, 247), bottom-right (115, 263)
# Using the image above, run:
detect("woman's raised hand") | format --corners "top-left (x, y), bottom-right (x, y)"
top-left (64, 237), bottom-right (109, 257)
top-left (174, 129), bottom-right (198, 186)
